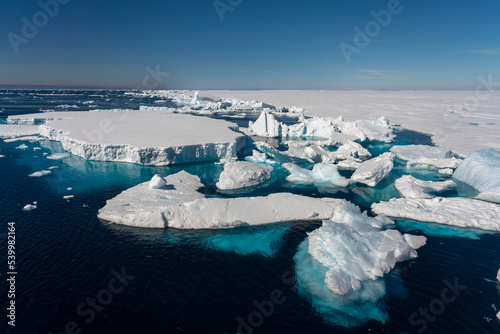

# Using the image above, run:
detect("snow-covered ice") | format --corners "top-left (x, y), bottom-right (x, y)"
top-left (29, 170), bottom-right (52, 177)
top-left (372, 197), bottom-right (500, 231)
top-left (0, 124), bottom-right (40, 138)
top-left (438, 168), bottom-right (454, 176)
top-left (149, 174), bottom-right (167, 189)
top-left (453, 149), bottom-right (500, 203)
top-left (23, 203), bottom-right (37, 211)
top-left (390, 145), bottom-right (454, 161)
top-left (283, 163), bottom-right (349, 187)
top-left (206, 90), bottom-right (500, 155)
top-left (216, 161), bottom-right (273, 190)
top-left (395, 175), bottom-right (456, 199)
top-left (306, 201), bottom-right (424, 295)
top-left (350, 152), bottom-right (395, 187)
top-left (98, 171), bottom-right (342, 229)
top-left (9, 111), bottom-right (244, 166)
top-left (406, 157), bottom-right (462, 170)
top-left (46, 153), bottom-right (70, 160)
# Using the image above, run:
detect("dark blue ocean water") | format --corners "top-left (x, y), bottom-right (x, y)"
top-left (0, 90), bottom-right (499, 334)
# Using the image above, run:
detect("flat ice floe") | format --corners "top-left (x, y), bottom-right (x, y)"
top-left (216, 161), bottom-right (273, 190)
top-left (372, 197), bottom-right (500, 231)
top-left (452, 149), bottom-right (500, 203)
top-left (98, 171), bottom-right (342, 229)
top-left (7, 111), bottom-right (244, 166)
top-left (350, 152), bottom-right (395, 187)
top-left (0, 124), bottom-right (40, 139)
top-left (390, 144), bottom-right (462, 170)
top-left (394, 175), bottom-right (456, 199)
top-left (29, 170), bottom-right (52, 177)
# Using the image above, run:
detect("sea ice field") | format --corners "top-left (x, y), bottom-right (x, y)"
top-left (0, 89), bottom-right (499, 333)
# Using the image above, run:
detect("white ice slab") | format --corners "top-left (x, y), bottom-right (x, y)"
top-left (391, 145), bottom-right (454, 161)
top-left (9, 111), bottom-right (244, 166)
top-left (98, 171), bottom-right (342, 229)
top-left (216, 161), bottom-right (272, 190)
top-left (372, 197), bottom-right (500, 231)
top-left (350, 153), bottom-right (395, 187)
top-left (0, 124), bottom-right (40, 139)
top-left (395, 175), bottom-right (456, 199)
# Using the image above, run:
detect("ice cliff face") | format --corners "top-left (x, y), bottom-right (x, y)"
top-left (453, 149), bottom-right (500, 203)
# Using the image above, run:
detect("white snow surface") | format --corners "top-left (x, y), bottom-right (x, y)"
top-left (372, 197), bottom-right (500, 231)
top-left (0, 124), bottom-right (40, 138)
top-left (306, 201), bottom-right (424, 295)
top-left (350, 152), bottom-right (395, 187)
top-left (390, 145), bottom-right (454, 161)
top-left (395, 175), bottom-right (456, 199)
top-left (283, 163), bottom-right (350, 187)
top-left (149, 174), bottom-right (167, 189)
top-left (29, 170), bottom-right (51, 177)
top-left (216, 161), bottom-right (273, 190)
top-left (452, 149), bottom-right (500, 203)
top-left (205, 90), bottom-right (500, 155)
top-left (8, 111), bottom-right (244, 166)
top-left (98, 171), bottom-right (342, 229)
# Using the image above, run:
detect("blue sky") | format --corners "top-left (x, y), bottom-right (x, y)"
top-left (1, 0), bottom-right (499, 89)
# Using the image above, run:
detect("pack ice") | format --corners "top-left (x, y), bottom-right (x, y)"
top-left (350, 152), bottom-right (395, 187)
top-left (395, 175), bottom-right (456, 199)
top-left (452, 149), bottom-right (500, 203)
top-left (98, 171), bottom-right (342, 229)
top-left (390, 145), bottom-right (462, 170)
top-left (283, 163), bottom-right (349, 187)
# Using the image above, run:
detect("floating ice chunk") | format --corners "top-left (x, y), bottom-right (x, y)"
top-left (403, 234), bottom-right (427, 249)
top-left (283, 144), bottom-right (337, 164)
top-left (352, 117), bottom-right (395, 142)
top-left (334, 141), bottom-right (371, 161)
top-left (248, 111), bottom-right (281, 137)
top-left (244, 150), bottom-right (276, 165)
top-left (284, 117), bottom-right (342, 139)
top-left (497, 311), bottom-right (500, 321)
top-left (98, 171), bottom-right (341, 229)
top-left (23, 203), bottom-right (37, 211)
top-left (48, 166), bottom-right (59, 170)
top-left (16, 144), bottom-right (28, 150)
top-left (406, 157), bottom-right (462, 170)
top-left (395, 175), bottom-right (456, 199)
top-left (0, 155), bottom-right (4, 158)
top-left (216, 161), bottom-right (273, 190)
top-left (337, 159), bottom-right (361, 170)
top-left (29, 170), bottom-right (51, 177)
top-left (283, 163), bottom-right (349, 187)
top-left (67, 187), bottom-right (73, 191)
top-left (303, 201), bottom-right (423, 295)
top-left (149, 174), bottom-right (167, 189)
top-left (46, 153), bottom-right (70, 160)
top-left (390, 145), bottom-right (454, 161)
top-left (438, 168), bottom-right (454, 176)
top-left (372, 197), bottom-right (500, 231)
top-left (64, 195), bottom-right (74, 200)
top-left (497, 268), bottom-right (500, 282)
top-left (350, 153), bottom-right (395, 187)
top-left (452, 149), bottom-right (500, 203)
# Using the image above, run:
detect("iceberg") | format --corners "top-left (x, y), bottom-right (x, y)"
top-left (23, 203), bottom-right (37, 211)
top-left (283, 163), bottom-right (349, 187)
top-left (216, 161), bottom-right (273, 190)
top-left (244, 149), bottom-right (276, 165)
top-left (350, 152), bottom-right (395, 187)
top-left (9, 111), bottom-right (244, 166)
top-left (282, 144), bottom-right (338, 164)
top-left (394, 175), bottom-right (456, 199)
top-left (452, 149), bottom-right (500, 203)
top-left (98, 171), bottom-right (342, 229)
top-left (0, 124), bottom-right (40, 138)
top-left (372, 197), bottom-right (500, 231)
top-left (295, 201), bottom-right (424, 326)
top-left (248, 110), bottom-right (281, 137)
top-left (333, 140), bottom-right (372, 161)
top-left (497, 268), bottom-right (500, 282)
top-left (340, 117), bottom-right (395, 143)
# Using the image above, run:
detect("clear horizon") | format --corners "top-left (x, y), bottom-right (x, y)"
top-left (1, 0), bottom-right (499, 90)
